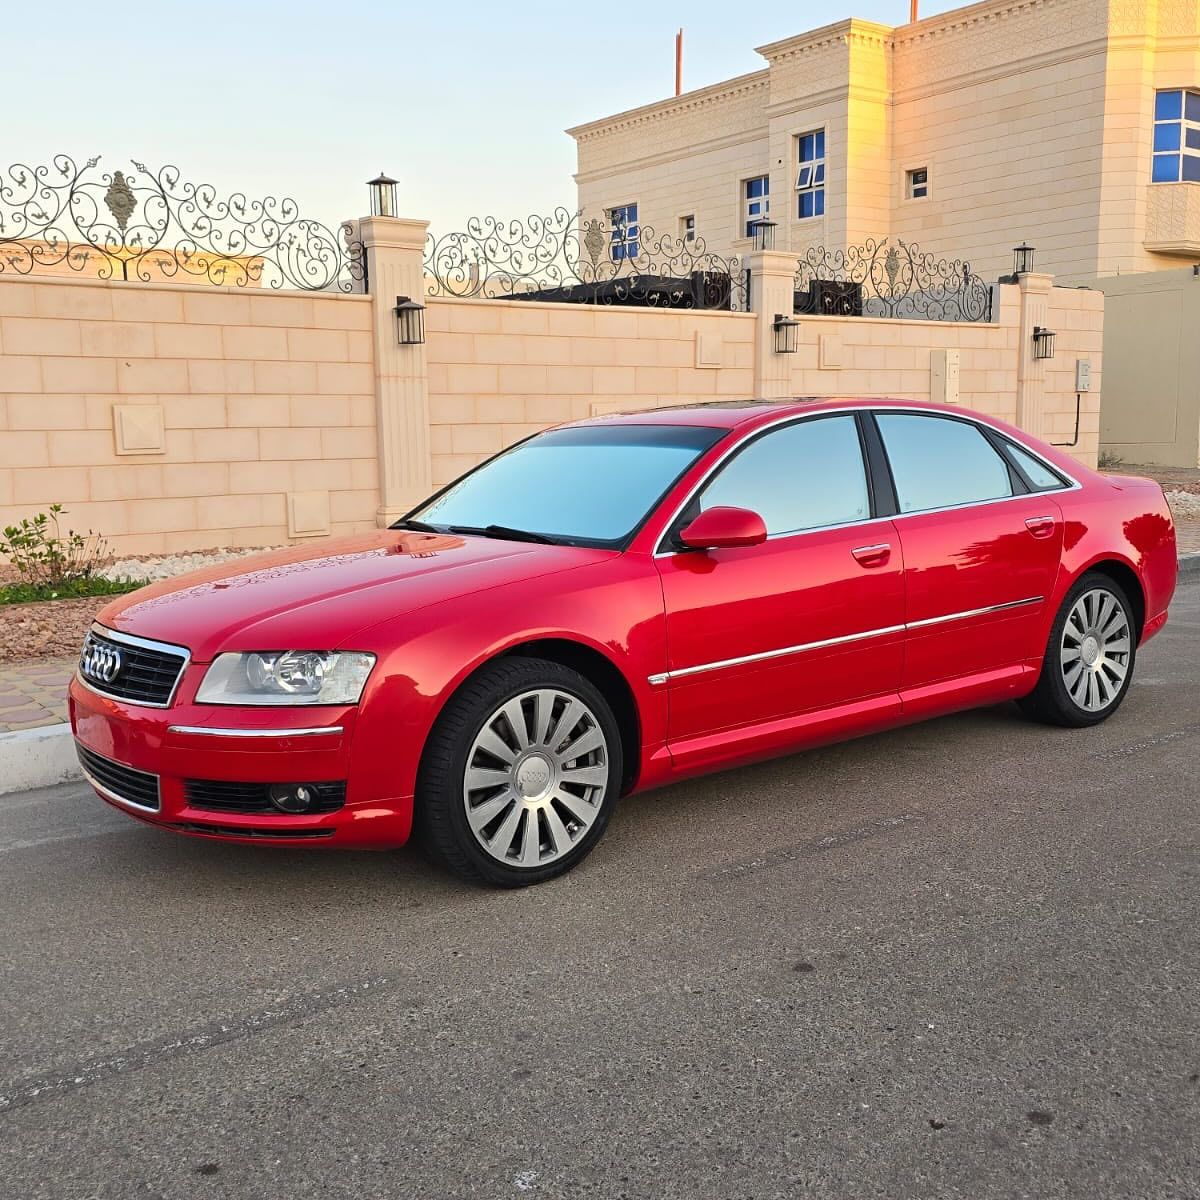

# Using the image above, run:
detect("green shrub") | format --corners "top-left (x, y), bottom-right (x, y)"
top-left (0, 504), bottom-right (111, 588)
top-left (1097, 450), bottom-right (1124, 470)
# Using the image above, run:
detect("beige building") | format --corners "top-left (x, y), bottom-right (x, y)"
top-left (568, 0), bottom-right (1200, 281)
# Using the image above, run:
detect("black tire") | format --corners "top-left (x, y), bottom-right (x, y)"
top-left (1018, 570), bottom-right (1138, 728)
top-left (414, 656), bottom-right (623, 887)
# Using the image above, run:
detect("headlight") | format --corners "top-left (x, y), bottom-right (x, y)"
top-left (195, 651), bottom-right (376, 706)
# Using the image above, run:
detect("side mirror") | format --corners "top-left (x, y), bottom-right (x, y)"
top-left (677, 506), bottom-right (767, 551)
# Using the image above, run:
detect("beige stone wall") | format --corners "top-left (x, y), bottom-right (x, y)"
top-left (570, 0), bottom-right (1200, 279)
top-left (0, 275), bottom-right (376, 553)
top-left (425, 298), bottom-right (757, 486)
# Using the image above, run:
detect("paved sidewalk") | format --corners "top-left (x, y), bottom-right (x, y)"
top-left (0, 657), bottom-right (75, 732)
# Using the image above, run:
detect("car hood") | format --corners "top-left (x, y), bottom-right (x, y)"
top-left (98, 531), bottom-right (613, 662)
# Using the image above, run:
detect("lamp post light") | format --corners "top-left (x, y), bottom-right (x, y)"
top-left (1032, 325), bottom-right (1056, 360)
top-left (368, 172), bottom-right (398, 218)
top-left (750, 218), bottom-right (778, 251)
top-left (772, 312), bottom-right (799, 354)
top-left (1013, 243), bottom-right (1035, 276)
top-left (394, 295), bottom-right (426, 345)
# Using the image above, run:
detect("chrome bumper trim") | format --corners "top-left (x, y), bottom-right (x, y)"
top-left (166, 725), bottom-right (344, 739)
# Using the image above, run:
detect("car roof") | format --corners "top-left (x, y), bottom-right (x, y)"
top-left (567, 397), bottom-right (968, 431)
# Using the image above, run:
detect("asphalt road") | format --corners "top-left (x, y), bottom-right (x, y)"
top-left (3, 578), bottom-right (1198, 1200)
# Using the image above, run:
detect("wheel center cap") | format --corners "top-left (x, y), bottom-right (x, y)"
top-left (1081, 635), bottom-right (1101, 667)
top-left (515, 754), bottom-right (554, 799)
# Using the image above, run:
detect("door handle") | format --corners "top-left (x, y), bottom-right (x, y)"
top-left (1024, 515), bottom-right (1056, 539)
top-left (851, 542), bottom-right (891, 568)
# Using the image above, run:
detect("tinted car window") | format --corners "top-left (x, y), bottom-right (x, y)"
top-left (876, 413), bottom-right (1013, 513)
top-left (698, 414), bottom-right (870, 535)
top-left (1006, 440), bottom-right (1067, 491)
top-left (414, 424), bottom-right (723, 546)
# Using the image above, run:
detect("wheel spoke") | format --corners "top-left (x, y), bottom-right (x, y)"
top-left (1065, 662), bottom-right (1086, 703)
top-left (1094, 668), bottom-right (1113, 707)
top-left (500, 698), bottom-right (531, 751)
top-left (1102, 613), bottom-right (1128, 641)
top-left (552, 788), bottom-right (598, 827)
top-left (1102, 656), bottom-right (1127, 683)
top-left (1060, 644), bottom-right (1082, 666)
top-left (475, 723), bottom-right (517, 765)
top-left (519, 809), bottom-right (542, 866)
top-left (560, 764), bottom-right (608, 789)
top-left (467, 791), bottom-right (514, 834)
top-left (1095, 593), bottom-right (1115, 631)
top-left (465, 765), bottom-right (511, 793)
top-left (488, 800), bottom-right (523, 858)
top-left (1086, 670), bottom-right (1100, 710)
top-left (548, 698), bottom-right (584, 751)
top-left (560, 726), bottom-right (605, 762)
top-left (1065, 610), bottom-right (1086, 643)
top-left (543, 804), bottom-right (572, 857)
top-left (531, 689), bottom-right (555, 746)
top-left (1105, 636), bottom-right (1131, 655)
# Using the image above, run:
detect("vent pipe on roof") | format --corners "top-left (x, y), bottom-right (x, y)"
top-left (910, 0), bottom-right (919, 20)
top-left (675, 28), bottom-right (683, 97)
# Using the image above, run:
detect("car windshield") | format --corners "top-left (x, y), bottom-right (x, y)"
top-left (408, 424), bottom-right (725, 547)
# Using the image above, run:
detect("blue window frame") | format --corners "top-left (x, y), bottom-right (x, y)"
top-left (1152, 90), bottom-right (1200, 183)
top-left (609, 203), bottom-right (638, 261)
top-left (796, 130), bottom-right (826, 219)
top-left (743, 176), bottom-right (769, 238)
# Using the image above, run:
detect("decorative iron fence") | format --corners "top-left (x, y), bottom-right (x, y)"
top-left (0, 154), bottom-right (364, 292)
top-left (424, 207), bottom-right (748, 311)
top-left (794, 238), bottom-right (993, 323)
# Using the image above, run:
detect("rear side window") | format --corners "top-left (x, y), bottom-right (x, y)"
top-left (876, 413), bottom-right (1013, 513)
top-left (698, 414), bottom-right (870, 535)
top-left (1005, 440), bottom-right (1068, 491)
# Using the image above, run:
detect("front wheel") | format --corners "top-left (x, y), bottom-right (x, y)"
top-left (415, 657), bottom-right (622, 887)
top-left (1018, 571), bottom-right (1137, 727)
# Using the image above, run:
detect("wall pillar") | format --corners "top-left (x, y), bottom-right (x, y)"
top-left (1015, 271), bottom-right (1053, 439)
top-left (356, 215), bottom-right (433, 526)
top-left (747, 250), bottom-right (798, 399)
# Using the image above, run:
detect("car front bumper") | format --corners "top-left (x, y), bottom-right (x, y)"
top-left (68, 674), bottom-right (412, 849)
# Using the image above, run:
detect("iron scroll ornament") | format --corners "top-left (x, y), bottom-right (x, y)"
top-left (424, 207), bottom-right (748, 310)
top-left (794, 238), bottom-right (993, 323)
top-left (0, 154), bottom-right (364, 291)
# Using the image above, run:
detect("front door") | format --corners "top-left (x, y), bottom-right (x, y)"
top-left (654, 413), bottom-right (906, 768)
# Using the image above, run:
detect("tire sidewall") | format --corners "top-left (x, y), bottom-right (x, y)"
top-left (429, 659), bottom-right (623, 886)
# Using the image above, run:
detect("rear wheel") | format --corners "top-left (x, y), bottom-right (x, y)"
top-left (415, 656), bottom-right (622, 887)
top-left (1018, 571), bottom-right (1137, 727)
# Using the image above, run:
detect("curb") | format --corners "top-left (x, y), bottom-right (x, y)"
top-left (1179, 552), bottom-right (1200, 580)
top-left (0, 723), bottom-right (78, 797)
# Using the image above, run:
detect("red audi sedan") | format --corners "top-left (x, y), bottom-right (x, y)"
top-left (70, 399), bottom-right (1178, 886)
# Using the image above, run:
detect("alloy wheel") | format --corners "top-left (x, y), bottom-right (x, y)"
top-left (1059, 587), bottom-right (1131, 713)
top-left (462, 688), bottom-right (609, 868)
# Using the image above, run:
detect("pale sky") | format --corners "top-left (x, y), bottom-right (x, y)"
top-left (10, 0), bottom-right (966, 238)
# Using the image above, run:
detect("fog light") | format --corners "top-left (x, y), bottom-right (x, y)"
top-left (269, 784), bottom-right (316, 814)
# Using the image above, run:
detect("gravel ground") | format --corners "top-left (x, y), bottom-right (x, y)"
top-left (0, 548), bottom-right (274, 664)
top-left (1165, 489), bottom-right (1200, 519)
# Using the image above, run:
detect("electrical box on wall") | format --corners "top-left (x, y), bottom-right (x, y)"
top-left (1075, 359), bottom-right (1091, 392)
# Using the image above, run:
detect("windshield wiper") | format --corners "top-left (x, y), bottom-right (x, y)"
top-left (390, 518), bottom-right (441, 532)
top-left (445, 524), bottom-right (559, 545)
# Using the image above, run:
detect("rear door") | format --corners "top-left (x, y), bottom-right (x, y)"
top-left (870, 411), bottom-right (1065, 695)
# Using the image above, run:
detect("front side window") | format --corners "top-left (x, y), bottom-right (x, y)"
top-left (696, 415), bottom-right (869, 537)
top-left (743, 176), bottom-right (770, 238)
top-left (413, 424), bottom-right (722, 547)
top-left (1152, 89), bottom-right (1200, 182)
top-left (876, 414), bottom-right (1013, 513)
top-left (609, 203), bottom-right (639, 260)
top-left (796, 130), bottom-right (826, 219)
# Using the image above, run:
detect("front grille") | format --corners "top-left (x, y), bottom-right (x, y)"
top-left (77, 744), bottom-right (161, 812)
top-left (79, 626), bottom-right (188, 707)
top-left (183, 779), bottom-right (347, 815)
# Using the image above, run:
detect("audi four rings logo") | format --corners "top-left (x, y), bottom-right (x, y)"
top-left (81, 638), bottom-right (123, 684)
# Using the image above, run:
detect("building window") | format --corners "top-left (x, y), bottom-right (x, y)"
top-left (609, 203), bottom-right (639, 260)
top-left (796, 130), bottom-right (826, 219)
top-left (743, 176), bottom-right (769, 238)
top-left (680, 214), bottom-right (695, 243)
top-left (906, 167), bottom-right (929, 199)
top-left (1152, 90), bottom-right (1200, 183)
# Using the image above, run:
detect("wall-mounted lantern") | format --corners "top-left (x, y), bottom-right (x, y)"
top-left (751, 218), bottom-right (777, 251)
top-left (394, 295), bottom-right (426, 345)
top-left (773, 312), bottom-right (799, 354)
top-left (1032, 325), bottom-right (1056, 360)
top-left (1013, 243), bottom-right (1035, 275)
top-left (368, 172), bottom-right (398, 218)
